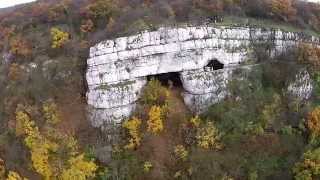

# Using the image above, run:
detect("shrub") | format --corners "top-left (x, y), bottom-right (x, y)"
top-left (47, 0), bottom-right (72, 23)
top-left (8, 63), bottom-right (22, 81)
top-left (190, 116), bottom-right (201, 127)
top-left (143, 161), bottom-right (153, 172)
top-left (269, 0), bottom-right (297, 22)
top-left (61, 154), bottom-right (98, 180)
top-left (0, 159), bottom-right (4, 179)
top-left (306, 107), bottom-right (320, 141)
top-left (9, 35), bottom-right (32, 58)
top-left (15, 106), bottom-right (97, 180)
top-left (293, 147), bottom-right (320, 180)
top-left (122, 117), bottom-right (142, 149)
top-left (42, 100), bottom-right (60, 125)
top-left (6, 171), bottom-right (27, 180)
top-left (141, 79), bottom-right (170, 106)
top-left (174, 145), bottom-right (188, 161)
top-left (298, 43), bottom-right (320, 70)
top-left (86, 0), bottom-right (117, 20)
top-left (147, 105), bottom-right (164, 134)
top-left (259, 93), bottom-right (281, 129)
top-left (196, 122), bottom-right (222, 150)
top-left (50, 27), bottom-right (70, 49)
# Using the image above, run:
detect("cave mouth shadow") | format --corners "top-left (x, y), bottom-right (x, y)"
top-left (205, 59), bottom-right (224, 70)
top-left (147, 72), bottom-right (183, 88)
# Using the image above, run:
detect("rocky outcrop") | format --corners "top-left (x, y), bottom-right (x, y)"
top-left (86, 25), bottom-right (319, 127)
top-left (287, 69), bottom-right (313, 101)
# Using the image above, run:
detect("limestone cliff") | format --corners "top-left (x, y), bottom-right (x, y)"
top-left (86, 25), bottom-right (318, 127)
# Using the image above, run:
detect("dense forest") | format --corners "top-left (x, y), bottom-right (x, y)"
top-left (0, 0), bottom-right (320, 179)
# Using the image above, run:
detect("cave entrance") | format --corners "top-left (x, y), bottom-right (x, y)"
top-left (147, 72), bottom-right (183, 88)
top-left (205, 59), bottom-right (224, 70)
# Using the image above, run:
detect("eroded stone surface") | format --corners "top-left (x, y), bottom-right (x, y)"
top-left (287, 69), bottom-right (313, 101)
top-left (86, 25), bottom-right (318, 127)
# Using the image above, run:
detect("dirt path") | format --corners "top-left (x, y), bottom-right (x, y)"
top-left (139, 88), bottom-right (191, 179)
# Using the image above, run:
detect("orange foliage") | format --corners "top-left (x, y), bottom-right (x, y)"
top-left (0, 26), bottom-right (15, 39)
top-left (8, 63), bottom-right (22, 81)
top-left (269, 0), bottom-right (297, 22)
top-left (307, 107), bottom-right (320, 139)
top-left (9, 36), bottom-right (32, 58)
top-left (298, 43), bottom-right (320, 69)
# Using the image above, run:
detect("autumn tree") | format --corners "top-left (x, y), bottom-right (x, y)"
top-left (306, 107), bottom-right (320, 141)
top-left (0, 158), bottom-right (28, 180)
top-left (61, 154), bottom-right (98, 180)
top-left (9, 35), bottom-right (32, 58)
top-left (15, 110), bottom-right (55, 179)
top-left (86, 0), bottom-right (117, 20)
top-left (50, 27), bottom-right (70, 48)
top-left (196, 122), bottom-right (222, 150)
top-left (174, 145), bottom-right (188, 161)
top-left (297, 43), bottom-right (320, 70)
top-left (8, 63), bottom-right (22, 81)
top-left (42, 100), bottom-right (60, 125)
top-left (269, 0), bottom-right (297, 22)
top-left (293, 147), bottom-right (320, 180)
top-left (15, 104), bottom-right (97, 180)
top-left (0, 159), bottom-right (4, 179)
top-left (147, 105), bottom-right (164, 134)
top-left (6, 171), bottom-right (28, 180)
top-left (141, 79), bottom-right (170, 106)
top-left (48, 0), bottom-right (71, 22)
top-left (143, 161), bottom-right (153, 173)
top-left (190, 116), bottom-right (201, 127)
top-left (122, 117), bottom-right (142, 149)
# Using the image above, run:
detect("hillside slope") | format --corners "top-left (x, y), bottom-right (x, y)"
top-left (0, 0), bottom-right (320, 179)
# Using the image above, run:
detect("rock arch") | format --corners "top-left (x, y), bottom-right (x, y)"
top-left (86, 25), bottom-right (319, 127)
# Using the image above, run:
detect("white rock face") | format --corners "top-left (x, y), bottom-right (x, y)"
top-left (86, 25), bottom-right (319, 127)
top-left (181, 68), bottom-right (232, 112)
top-left (287, 69), bottom-right (313, 101)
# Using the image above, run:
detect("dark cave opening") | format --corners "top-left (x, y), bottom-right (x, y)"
top-left (205, 59), bottom-right (224, 70)
top-left (147, 72), bottom-right (183, 88)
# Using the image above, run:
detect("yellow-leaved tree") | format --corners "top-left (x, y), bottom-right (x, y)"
top-left (174, 145), bottom-right (188, 161)
top-left (61, 154), bottom-right (98, 180)
top-left (147, 105), bottom-right (164, 134)
top-left (43, 100), bottom-right (60, 125)
top-left (196, 122), bottom-right (222, 150)
top-left (50, 27), bottom-right (70, 48)
top-left (15, 103), bottom-right (97, 180)
top-left (122, 117), bottom-right (142, 149)
top-left (1, 158), bottom-right (28, 180)
top-left (6, 171), bottom-right (28, 180)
